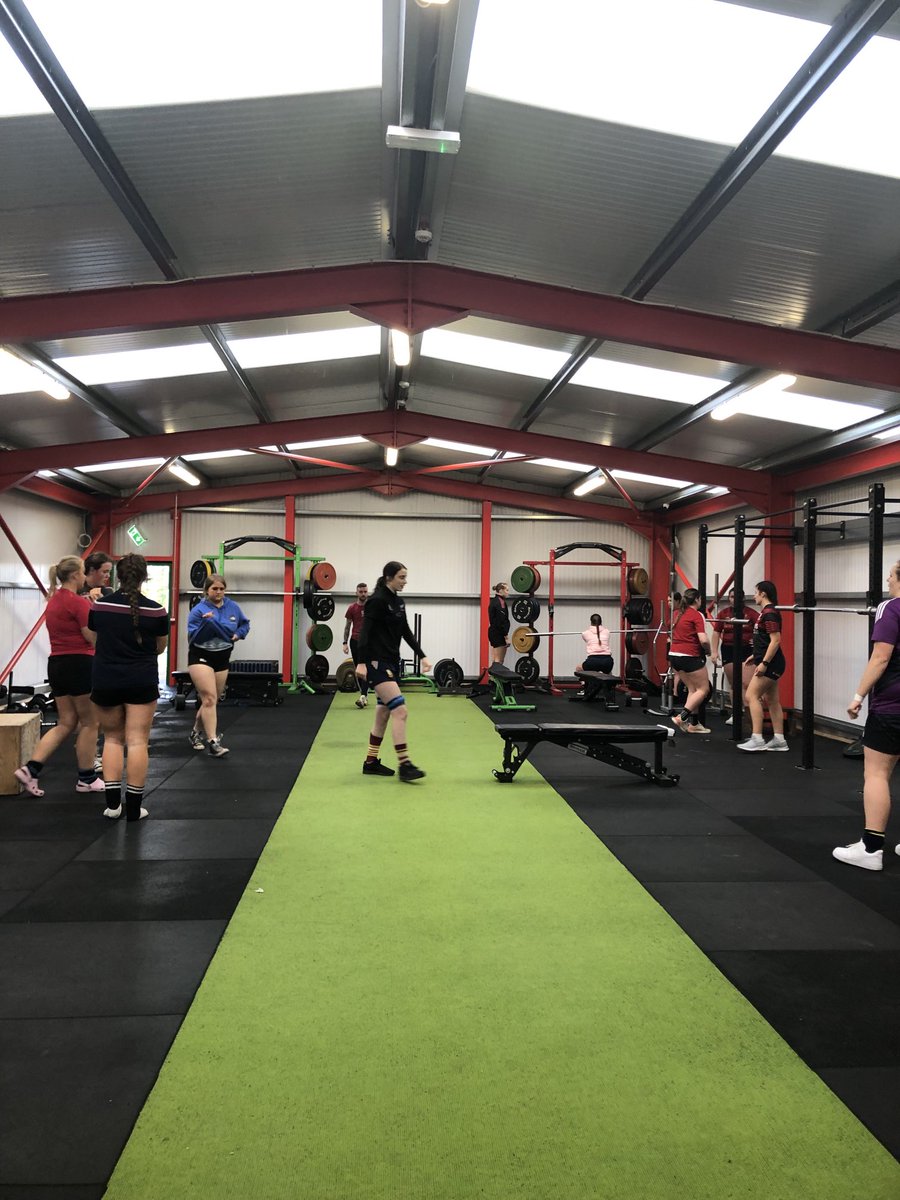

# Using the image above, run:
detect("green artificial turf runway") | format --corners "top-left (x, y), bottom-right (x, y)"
top-left (104, 695), bottom-right (900, 1199)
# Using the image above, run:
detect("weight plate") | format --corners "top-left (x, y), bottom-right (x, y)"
top-left (433, 658), bottom-right (464, 689)
top-left (511, 626), bottom-right (539, 654)
top-left (510, 564), bottom-right (537, 594)
top-left (623, 597), bottom-right (653, 626)
top-left (511, 597), bottom-right (540, 624)
top-left (189, 594), bottom-right (203, 609)
top-left (530, 567), bottom-right (541, 592)
top-left (305, 626), bottom-right (314, 649)
top-left (514, 656), bottom-right (540, 684)
top-left (305, 654), bottom-right (329, 684)
top-left (302, 579), bottom-right (315, 615)
top-left (310, 561), bottom-right (336, 591)
top-left (335, 660), bottom-right (358, 692)
top-left (624, 656), bottom-right (644, 679)
top-left (189, 558), bottom-right (213, 589)
top-left (627, 567), bottom-right (649, 596)
top-left (625, 630), bottom-right (652, 655)
top-left (309, 624), bottom-right (333, 652)
top-left (311, 593), bottom-right (336, 622)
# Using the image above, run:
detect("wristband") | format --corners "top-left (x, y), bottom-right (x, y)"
top-left (853, 693), bottom-right (864, 704)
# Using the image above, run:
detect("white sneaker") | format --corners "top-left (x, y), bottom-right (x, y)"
top-left (764, 736), bottom-right (789, 752)
top-left (686, 724), bottom-right (711, 734)
top-left (355, 696), bottom-right (368, 709)
top-left (725, 716), bottom-right (733, 726)
top-left (737, 735), bottom-right (766, 752)
top-left (103, 803), bottom-right (122, 819)
top-left (833, 839), bottom-right (883, 871)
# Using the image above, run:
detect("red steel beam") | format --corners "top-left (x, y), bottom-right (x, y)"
top-left (110, 471), bottom-right (388, 517)
top-left (13, 475), bottom-right (106, 511)
top-left (3, 261), bottom-right (900, 392)
top-left (783, 441), bottom-right (900, 493)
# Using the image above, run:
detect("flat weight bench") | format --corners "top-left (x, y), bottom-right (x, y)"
top-left (492, 722), bottom-right (679, 787)
top-left (572, 670), bottom-right (622, 710)
top-left (487, 663), bottom-right (535, 712)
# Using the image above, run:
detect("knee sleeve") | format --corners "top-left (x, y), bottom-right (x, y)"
top-left (387, 695), bottom-right (406, 711)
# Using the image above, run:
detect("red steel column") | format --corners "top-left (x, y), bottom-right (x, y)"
top-left (480, 501), bottom-right (492, 676)
top-left (283, 496), bottom-right (296, 683)
top-left (169, 501), bottom-right (182, 685)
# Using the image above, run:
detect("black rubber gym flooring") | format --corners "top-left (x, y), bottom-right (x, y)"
top-left (1, 687), bottom-right (898, 1195)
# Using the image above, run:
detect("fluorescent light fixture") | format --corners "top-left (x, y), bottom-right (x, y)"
top-left (707, 486), bottom-right (730, 497)
top-left (467, 1), bottom-right (900, 180)
top-left (573, 477), bottom-right (606, 497)
top-left (76, 457), bottom-right (166, 472)
top-left (126, 522), bottom-right (148, 547)
top-left (390, 329), bottom-right (412, 367)
top-left (386, 126), bottom-right (460, 155)
top-left (612, 469), bottom-right (691, 488)
top-left (1, 1), bottom-right (381, 117)
top-left (37, 470), bottom-right (57, 479)
top-left (572, 357), bottom-right (722, 405)
top-left (421, 329), bottom-right (567, 380)
top-left (385, 446), bottom-right (400, 467)
top-left (423, 437), bottom-right (499, 456)
top-left (168, 461), bottom-right (202, 486)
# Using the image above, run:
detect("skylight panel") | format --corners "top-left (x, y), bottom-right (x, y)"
top-left (423, 438), bottom-right (500, 456)
top-left (612, 469), bottom-right (691, 488)
top-left (0, 36), bottom-right (52, 118)
top-left (182, 450), bottom-right (254, 462)
top-left (728, 393), bottom-right (882, 430)
top-left (468, 1), bottom-right (900, 180)
top-left (572, 357), bottom-right (721, 405)
top-left (77, 457), bottom-right (165, 472)
top-left (10, 1), bottom-right (381, 115)
top-left (531, 457), bottom-right (594, 472)
top-left (420, 329), bottom-right (566, 380)
top-left (231, 327), bottom-right (380, 369)
top-left (56, 344), bottom-right (225, 385)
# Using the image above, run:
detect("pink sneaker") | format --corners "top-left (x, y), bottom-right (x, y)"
top-left (76, 777), bottom-right (106, 793)
top-left (14, 765), bottom-right (44, 797)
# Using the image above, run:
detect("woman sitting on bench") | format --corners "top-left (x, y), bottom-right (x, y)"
top-left (580, 614), bottom-right (614, 676)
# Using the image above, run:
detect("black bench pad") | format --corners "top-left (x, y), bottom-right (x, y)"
top-left (496, 722), bottom-right (669, 742)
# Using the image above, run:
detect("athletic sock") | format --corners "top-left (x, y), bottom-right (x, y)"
top-left (77, 767), bottom-right (99, 784)
top-left (679, 708), bottom-right (691, 723)
top-left (125, 786), bottom-right (144, 822)
top-left (104, 781), bottom-right (122, 809)
top-left (366, 734), bottom-right (384, 764)
top-left (862, 829), bottom-right (885, 853)
top-left (395, 742), bottom-right (411, 765)
top-left (25, 759), bottom-right (43, 778)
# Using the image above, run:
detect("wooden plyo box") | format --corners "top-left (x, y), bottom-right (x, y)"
top-left (0, 713), bottom-right (41, 795)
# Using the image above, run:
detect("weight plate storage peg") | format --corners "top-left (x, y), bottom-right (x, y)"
top-left (305, 654), bottom-right (329, 684)
top-left (311, 593), bottom-right (336, 622)
top-left (510, 564), bottom-right (539, 594)
top-left (335, 660), bottom-right (358, 692)
top-left (190, 559), bottom-right (213, 589)
top-left (309, 561), bottom-right (337, 591)
top-left (623, 597), bottom-right (653, 626)
top-left (514, 656), bottom-right (540, 684)
top-left (511, 596), bottom-right (540, 624)
top-left (511, 626), bottom-right (539, 654)
top-left (627, 567), bottom-right (650, 596)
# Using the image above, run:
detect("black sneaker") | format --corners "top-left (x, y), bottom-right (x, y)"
top-left (362, 759), bottom-right (395, 777)
top-left (398, 761), bottom-right (426, 783)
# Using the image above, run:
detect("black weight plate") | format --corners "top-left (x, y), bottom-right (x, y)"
top-left (189, 594), bottom-right (203, 609)
top-left (514, 656), bottom-right (540, 684)
top-left (624, 656), bottom-right (644, 679)
top-left (511, 597), bottom-right (540, 624)
top-left (623, 597), bottom-right (653, 626)
top-left (190, 559), bottom-right (212, 589)
top-left (305, 654), bottom-right (329, 684)
top-left (311, 593), bottom-right (336, 622)
top-left (335, 660), bottom-right (358, 692)
top-left (433, 658), bottom-right (452, 688)
top-left (445, 661), bottom-right (464, 687)
top-left (302, 579), bottom-right (316, 615)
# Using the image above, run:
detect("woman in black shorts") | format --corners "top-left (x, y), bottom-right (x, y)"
top-left (14, 555), bottom-right (102, 796)
top-left (89, 554), bottom-right (169, 821)
top-left (487, 582), bottom-right (511, 665)
top-left (356, 561), bottom-right (431, 782)
top-left (737, 580), bottom-right (788, 752)
top-left (186, 574), bottom-right (250, 757)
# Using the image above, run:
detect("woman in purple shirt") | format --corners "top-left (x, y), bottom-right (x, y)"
top-left (834, 561), bottom-right (900, 870)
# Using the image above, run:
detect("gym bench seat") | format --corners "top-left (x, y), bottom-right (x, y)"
top-left (492, 721), bottom-right (679, 787)
top-left (572, 669), bottom-right (622, 710)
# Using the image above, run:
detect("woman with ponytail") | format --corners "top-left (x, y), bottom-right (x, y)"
top-left (14, 556), bottom-right (102, 797)
top-left (88, 553), bottom-right (169, 822)
top-left (579, 613), bottom-right (614, 675)
top-left (667, 588), bottom-right (713, 735)
top-left (356, 561), bottom-right (431, 782)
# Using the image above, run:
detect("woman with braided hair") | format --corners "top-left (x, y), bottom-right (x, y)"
top-left (88, 553), bottom-right (168, 822)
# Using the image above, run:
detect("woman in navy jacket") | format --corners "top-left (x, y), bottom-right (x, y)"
top-left (186, 574), bottom-right (250, 757)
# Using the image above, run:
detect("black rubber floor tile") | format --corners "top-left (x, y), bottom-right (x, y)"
top-left (0, 839), bottom-right (86, 889)
top-left (710, 950), bottom-right (900, 1069)
top-left (77, 817), bottom-right (274, 861)
top-left (0, 919), bottom-right (226, 1019)
top-left (817, 1067), bottom-right (900, 1161)
top-left (141, 789), bottom-right (289, 819)
top-left (568, 794), bottom-right (745, 836)
top-left (0, 1186), bottom-right (103, 1199)
top-left (0, 1015), bottom-right (181, 1187)
top-left (692, 788), bottom-right (853, 817)
top-left (0, 801), bottom-right (103, 839)
top-left (0, 891), bottom-right (29, 918)
top-left (645, 881), bottom-right (900, 951)
top-left (2, 859), bottom-right (256, 923)
top-left (158, 764), bottom-right (300, 790)
top-left (602, 835), bottom-right (817, 883)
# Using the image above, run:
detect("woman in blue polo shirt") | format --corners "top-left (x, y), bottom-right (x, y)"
top-left (186, 574), bottom-right (250, 758)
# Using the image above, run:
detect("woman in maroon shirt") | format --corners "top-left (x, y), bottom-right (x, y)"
top-left (14, 555), bottom-right (103, 796)
top-left (668, 589), bottom-right (712, 734)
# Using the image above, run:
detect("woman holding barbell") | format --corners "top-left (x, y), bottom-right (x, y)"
top-left (668, 589), bottom-right (712, 734)
top-left (580, 614), bottom-right (613, 675)
top-left (487, 581), bottom-right (511, 665)
top-left (833, 561), bottom-right (900, 870)
top-left (356, 561), bottom-right (431, 783)
top-left (737, 581), bottom-right (788, 752)
top-left (187, 574), bottom-right (250, 758)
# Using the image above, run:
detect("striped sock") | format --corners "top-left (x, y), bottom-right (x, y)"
top-left (125, 785), bottom-right (144, 822)
top-left (395, 742), bottom-right (411, 765)
top-left (366, 734), bottom-right (384, 764)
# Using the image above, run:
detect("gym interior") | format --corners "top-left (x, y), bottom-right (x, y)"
top-left (3, 2), bottom-right (900, 1196)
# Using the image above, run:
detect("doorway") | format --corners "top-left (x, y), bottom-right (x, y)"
top-left (142, 561), bottom-right (172, 688)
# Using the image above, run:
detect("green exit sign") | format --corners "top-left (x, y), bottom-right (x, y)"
top-left (127, 522), bottom-right (147, 547)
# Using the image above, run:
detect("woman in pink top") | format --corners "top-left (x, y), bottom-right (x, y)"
top-left (14, 555), bottom-right (103, 797)
top-left (580, 613), bottom-right (613, 675)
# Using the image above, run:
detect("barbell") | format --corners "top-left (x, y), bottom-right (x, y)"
top-left (511, 625), bottom-right (656, 654)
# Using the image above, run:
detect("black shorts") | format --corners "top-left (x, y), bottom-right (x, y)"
top-left (669, 654), bottom-right (707, 674)
top-left (349, 638), bottom-right (361, 665)
top-left (753, 651), bottom-right (785, 681)
top-left (188, 645), bottom-right (233, 672)
top-left (583, 654), bottom-right (614, 675)
top-left (47, 654), bottom-right (93, 698)
top-left (364, 659), bottom-right (401, 688)
top-left (863, 712), bottom-right (900, 755)
top-left (488, 630), bottom-right (508, 649)
top-left (91, 685), bottom-right (159, 708)
top-left (720, 644), bottom-right (751, 666)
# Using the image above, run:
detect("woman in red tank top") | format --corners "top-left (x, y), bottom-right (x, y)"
top-left (667, 589), bottom-right (712, 734)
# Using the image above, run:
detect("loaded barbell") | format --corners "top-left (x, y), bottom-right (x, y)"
top-left (511, 624), bottom-right (657, 655)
